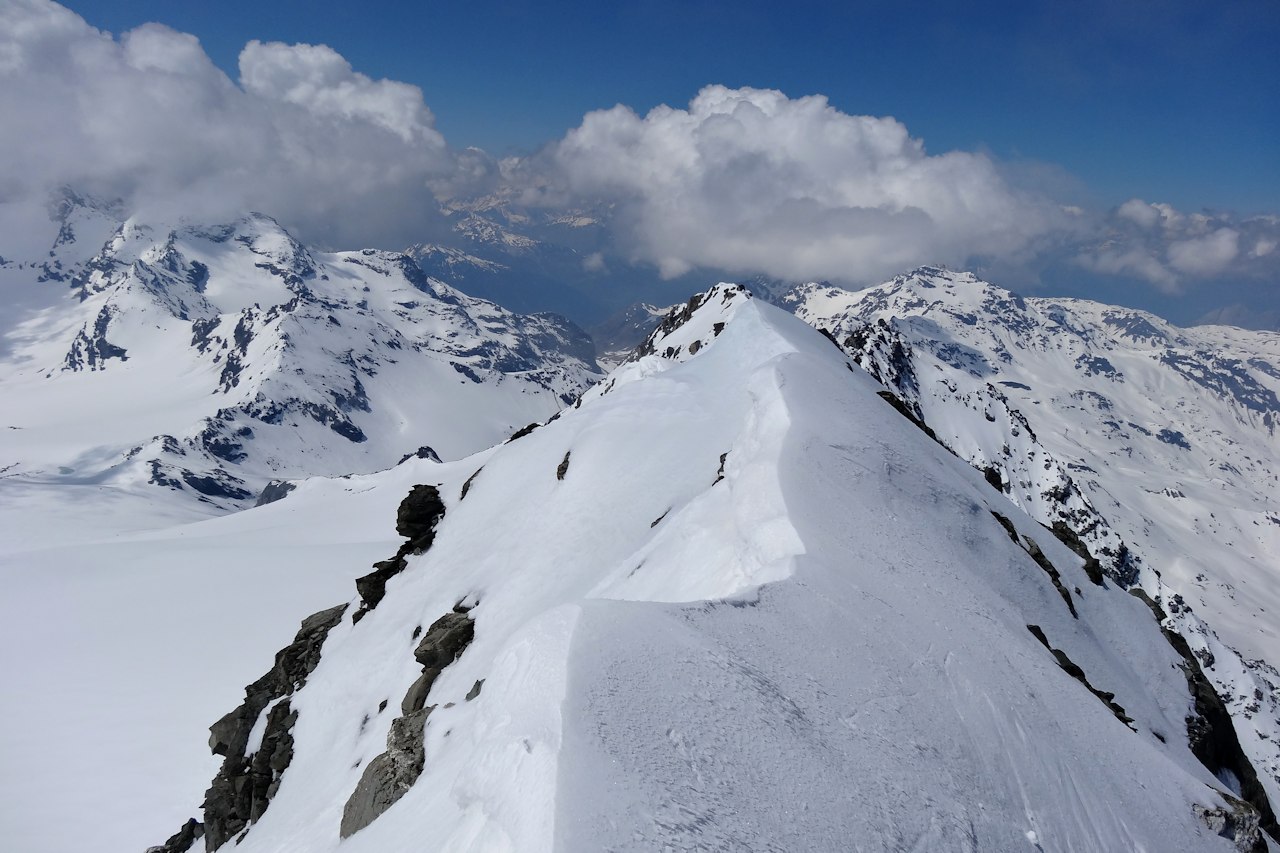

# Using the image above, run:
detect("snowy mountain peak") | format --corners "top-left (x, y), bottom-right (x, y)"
top-left (632, 282), bottom-right (751, 362)
top-left (147, 285), bottom-right (1275, 853)
top-left (0, 212), bottom-right (602, 519)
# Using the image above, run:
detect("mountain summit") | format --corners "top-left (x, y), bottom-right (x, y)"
top-left (149, 284), bottom-right (1274, 852)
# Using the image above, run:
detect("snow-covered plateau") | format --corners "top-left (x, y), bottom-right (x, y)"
top-left (1, 204), bottom-right (1277, 853)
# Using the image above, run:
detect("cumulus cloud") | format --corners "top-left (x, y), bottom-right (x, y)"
top-left (239, 40), bottom-right (440, 145)
top-left (1167, 227), bottom-right (1239, 276)
top-left (1076, 243), bottom-right (1179, 291)
top-left (0, 0), bottom-right (461, 251)
top-left (1078, 200), bottom-right (1279, 293)
top-left (526, 85), bottom-right (1077, 284)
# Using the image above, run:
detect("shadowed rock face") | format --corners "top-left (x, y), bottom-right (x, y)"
top-left (254, 480), bottom-right (295, 507)
top-left (153, 603), bottom-right (347, 852)
top-left (144, 818), bottom-right (203, 853)
top-left (394, 484), bottom-right (446, 546)
top-left (1026, 624), bottom-right (1134, 729)
top-left (340, 607), bottom-right (476, 838)
top-left (352, 484), bottom-right (446, 623)
top-left (1130, 589), bottom-right (1278, 850)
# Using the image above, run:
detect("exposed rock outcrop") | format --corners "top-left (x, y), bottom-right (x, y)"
top-left (153, 603), bottom-right (347, 852)
top-left (1195, 800), bottom-right (1267, 853)
top-left (397, 445), bottom-right (441, 464)
top-left (352, 485), bottom-right (445, 623)
top-left (340, 606), bottom-right (476, 838)
top-left (254, 480), bottom-right (295, 507)
top-left (1049, 520), bottom-right (1106, 587)
top-left (1027, 624), bottom-right (1133, 729)
top-left (991, 512), bottom-right (1078, 618)
top-left (1131, 589), bottom-right (1279, 847)
top-left (144, 818), bottom-right (203, 853)
top-left (340, 708), bottom-right (431, 840)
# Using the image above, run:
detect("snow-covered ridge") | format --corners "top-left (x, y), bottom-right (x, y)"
top-left (0, 202), bottom-right (602, 520)
top-left (786, 266), bottom-right (1280, 811)
top-left (152, 285), bottom-right (1273, 852)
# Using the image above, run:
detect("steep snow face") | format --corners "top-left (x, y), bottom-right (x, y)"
top-left (145, 285), bottom-right (1268, 853)
top-left (787, 267), bottom-right (1280, 805)
top-left (0, 204), bottom-right (602, 524)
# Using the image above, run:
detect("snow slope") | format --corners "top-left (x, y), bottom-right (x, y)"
top-left (787, 266), bottom-right (1280, 809)
top-left (140, 285), bottom-right (1275, 852)
top-left (0, 198), bottom-right (602, 531)
top-left (0, 463), bottom-right (414, 853)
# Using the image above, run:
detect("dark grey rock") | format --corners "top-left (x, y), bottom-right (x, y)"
top-left (1021, 535), bottom-right (1079, 619)
top-left (353, 557), bottom-right (407, 621)
top-left (144, 817), bottom-right (204, 853)
top-left (353, 485), bottom-right (445, 622)
top-left (1195, 801), bottom-right (1266, 853)
top-left (198, 603), bottom-right (347, 851)
top-left (1026, 624), bottom-right (1133, 729)
top-left (507, 421), bottom-right (541, 442)
top-left (413, 611), bottom-right (475, 671)
top-left (254, 480), bottom-right (296, 507)
top-left (401, 672), bottom-right (432, 716)
top-left (396, 484), bottom-right (446, 548)
top-left (340, 708), bottom-right (432, 838)
top-left (1130, 590), bottom-right (1278, 845)
top-left (340, 609), bottom-right (477, 838)
top-left (1049, 520), bottom-right (1106, 586)
top-left (397, 446), bottom-right (442, 465)
top-left (459, 467), bottom-right (482, 500)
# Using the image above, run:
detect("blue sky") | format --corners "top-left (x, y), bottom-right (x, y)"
top-left (63, 0), bottom-right (1279, 213)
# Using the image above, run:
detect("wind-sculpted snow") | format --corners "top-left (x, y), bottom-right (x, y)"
top-left (788, 266), bottom-right (1280, 810)
top-left (132, 285), bottom-right (1272, 853)
top-left (0, 200), bottom-right (602, 522)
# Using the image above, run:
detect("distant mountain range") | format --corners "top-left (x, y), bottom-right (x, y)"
top-left (0, 194), bottom-right (602, 516)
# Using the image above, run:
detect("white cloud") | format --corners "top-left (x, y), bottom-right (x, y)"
top-left (1167, 227), bottom-right (1239, 276)
top-left (531, 85), bottom-right (1074, 284)
top-left (1077, 245), bottom-right (1180, 292)
top-left (239, 41), bottom-right (442, 146)
top-left (1077, 200), bottom-right (1277, 292)
top-left (1116, 199), bottom-right (1161, 229)
top-left (0, 0), bottom-right (456, 252)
